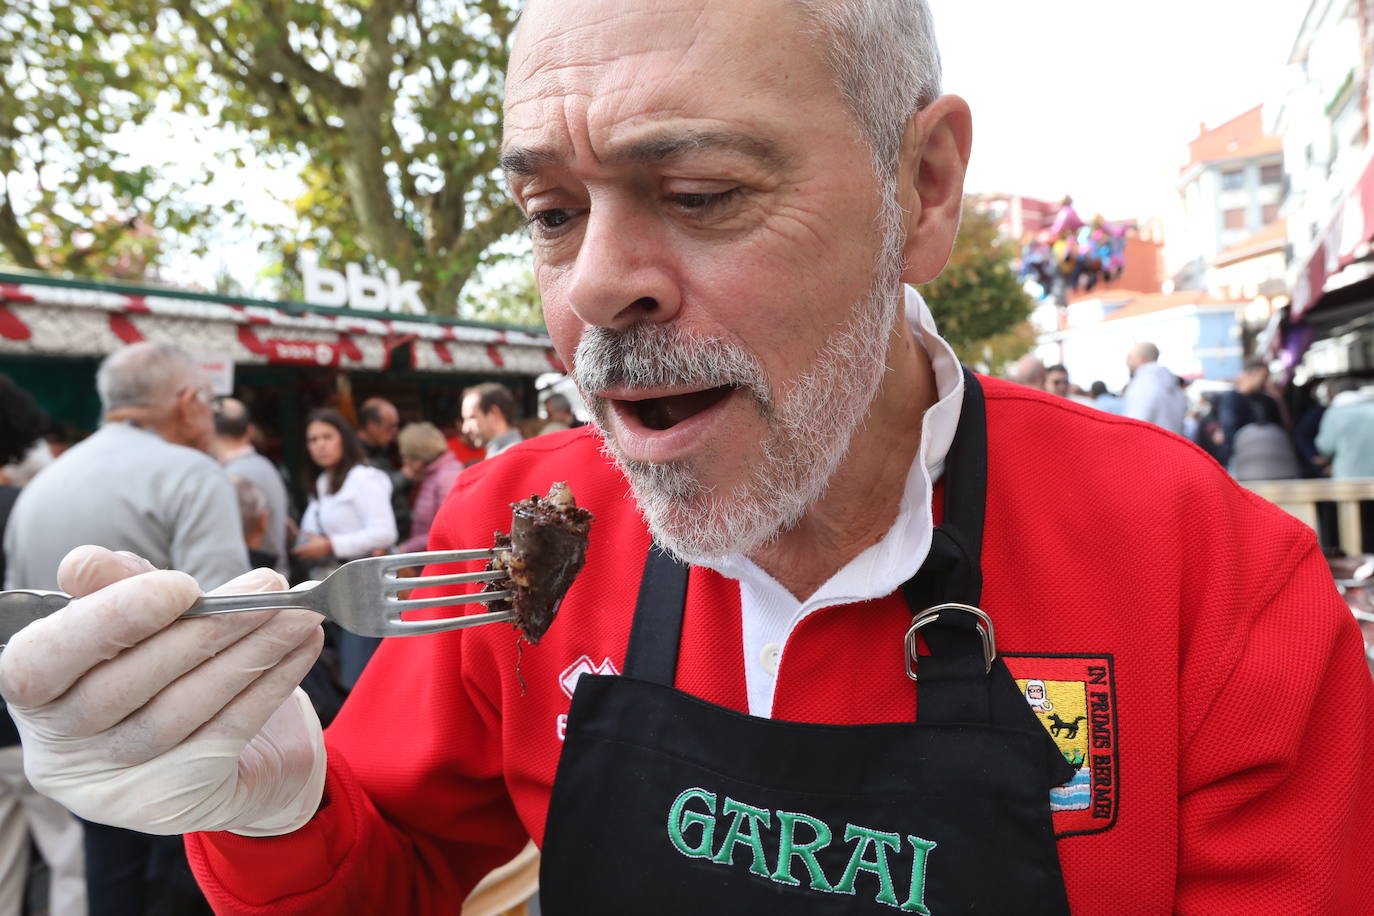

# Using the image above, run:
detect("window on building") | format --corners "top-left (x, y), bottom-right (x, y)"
top-left (1221, 169), bottom-right (1245, 190)
top-left (1223, 208), bottom-right (1247, 229)
top-left (1262, 203), bottom-right (1280, 224)
top-left (1260, 163), bottom-right (1284, 185)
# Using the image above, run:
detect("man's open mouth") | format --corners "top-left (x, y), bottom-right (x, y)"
top-left (625, 385), bottom-right (736, 431)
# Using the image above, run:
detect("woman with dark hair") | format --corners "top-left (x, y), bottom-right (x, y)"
top-left (293, 409), bottom-right (397, 689)
top-left (292, 408), bottom-right (397, 578)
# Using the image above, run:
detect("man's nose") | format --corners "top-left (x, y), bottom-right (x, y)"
top-left (564, 206), bottom-right (682, 331)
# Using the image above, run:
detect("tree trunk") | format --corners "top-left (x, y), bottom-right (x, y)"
top-left (0, 189), bottom-right (39, 270)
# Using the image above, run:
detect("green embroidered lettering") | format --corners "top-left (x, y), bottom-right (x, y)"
top-left (834, 824), bottom-right (902, 906)
top-left (771, 810), bottom-right (835, 891)
top-left (899, 835), bottom-right (938, 913)
top-left (666, 787), bottom-right (717, 859)
top-left (710, 797), bottom-right (773, 877)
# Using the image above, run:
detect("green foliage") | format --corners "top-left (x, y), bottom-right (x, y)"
top-left (0, 0), bottom-right (221, 277)
top-left (961, 321), bottom-right (1038, 378)
top-left (141, 0), bottom-right (526, 315)
top-left (462, 261), bottom-right (543, 328)
top-left (920, 200), bottom-right (1035, 368)
top-left (2, 0), bottom-right (526, 316)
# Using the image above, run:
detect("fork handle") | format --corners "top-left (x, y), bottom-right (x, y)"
top-left (182, 590), bottom-right (319, 618)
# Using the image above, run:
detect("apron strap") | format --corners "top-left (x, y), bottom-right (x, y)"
top-left (903, 367), bottom-right (988, 673)
top-left (901, 373), bottom-right (1075, 784)
top-left (932, 366), bottom-right (987, 603)
top-left (622, 544), bottom-right (689, 686)
top-left (902, 372), bottom-right (1000, 725)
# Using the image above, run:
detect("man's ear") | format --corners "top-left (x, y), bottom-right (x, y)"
top-left (173, 387), bottom-right (198, 424)
top-left (892, 95), bottom-right (973, 286)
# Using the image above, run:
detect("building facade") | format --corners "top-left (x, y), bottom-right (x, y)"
top-left (1170, 107), bottom-right (1287, 293)
top-left (1267, 0), bottom-right (1374, 378)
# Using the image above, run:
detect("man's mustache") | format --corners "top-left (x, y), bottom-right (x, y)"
top-left (572, 322), bottom-right (772, 411)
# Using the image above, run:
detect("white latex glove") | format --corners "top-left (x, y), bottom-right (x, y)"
top-left (0, 546), bottom-right (328, 837)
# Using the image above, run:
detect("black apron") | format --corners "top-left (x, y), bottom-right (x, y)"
top-left (540, 372), bottom-right (1075, 913)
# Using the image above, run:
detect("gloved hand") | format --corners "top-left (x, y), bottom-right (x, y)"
top-left (0, 546), bottom-right (328, 836)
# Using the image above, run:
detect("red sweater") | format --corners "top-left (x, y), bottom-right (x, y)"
top-left (188, 378), bottom-right (1374, 914)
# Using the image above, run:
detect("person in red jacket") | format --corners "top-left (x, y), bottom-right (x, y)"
top-left (3, 0), bottom-right (1373, 913)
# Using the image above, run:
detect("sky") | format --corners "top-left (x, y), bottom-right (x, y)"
top-left (934, 0), bottom-right (1311, 221)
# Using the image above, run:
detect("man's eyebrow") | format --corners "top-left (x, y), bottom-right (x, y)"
top-left (500, 131), bottom-right (786, 177)
top-left (500, 146), bottom-right (561, 177)
top-left (613, 131), bottom-right (785, 167)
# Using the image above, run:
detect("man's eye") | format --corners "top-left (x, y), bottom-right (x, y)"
top-left (526, 209), bottom-right (575, 234)
top-left (671, 188), bottom-right (743, 212)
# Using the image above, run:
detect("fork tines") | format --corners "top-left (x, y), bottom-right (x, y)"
top-left (394, 589), bottom-right (513, 612)
top-left (375, 548), bottom-right (514, 617)
top-left (383, 548), bottom-right (498, 574)
top-left (390, 568), bottom-right (508, 592)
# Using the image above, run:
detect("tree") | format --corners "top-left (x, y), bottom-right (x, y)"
top-left (463, 261), bottom-right (543, 328)
top-left (920, 199), bottom-right (1035, 369)
top-left (143, 0), bottom-right (525, 316)
top-left (0, 0), bottom-right (218, 278)
top-left (2, 0), bottom-right (527, 319)
top-left (961, 321), bottom-right (1038, 378)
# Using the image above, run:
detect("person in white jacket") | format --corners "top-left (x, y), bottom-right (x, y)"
top-left (292, 407), bottom-right (396, 686)
top-left (1122, 342), bottom-right (1187, 436)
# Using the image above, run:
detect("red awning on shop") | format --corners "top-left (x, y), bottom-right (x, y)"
top-left (0, 275), bottom-right (560, 377)
top-left (1291, 153), bottom-right (1374, 320)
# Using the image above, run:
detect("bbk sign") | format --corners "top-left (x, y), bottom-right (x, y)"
top-left (303, 260), bottom-right (427, 314)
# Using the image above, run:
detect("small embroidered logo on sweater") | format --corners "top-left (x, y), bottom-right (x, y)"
top-left (1005, 653), bottom-right (1120, 837)
top-left (559, 655), bottom-right (619, 697)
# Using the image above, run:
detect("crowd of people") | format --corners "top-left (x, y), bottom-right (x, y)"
top-left (1017, 197), bottom-right (1132, 302)
top-left (0, 342), bottom-right (578, 915)
top-left (1004, 346), bottom-right (1374, 497)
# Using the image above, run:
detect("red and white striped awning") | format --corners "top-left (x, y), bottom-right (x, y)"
top-left (1291, 152), bottom-right (1374, 320)
top-left (0, 279), bottom-right (564, 376)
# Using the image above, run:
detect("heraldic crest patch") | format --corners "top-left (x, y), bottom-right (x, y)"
top-left (1003, 653), bottom-right (1119, 837)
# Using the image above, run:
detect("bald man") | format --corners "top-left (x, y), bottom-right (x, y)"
top-left (215, 398), bottom-right (290, 575)
top-left (357, 396), bottom-right (412, 543)
top-left (1008, 354), bottom-right (1047, 389)
top-left (1122, 342), bottom-right (1186, 435)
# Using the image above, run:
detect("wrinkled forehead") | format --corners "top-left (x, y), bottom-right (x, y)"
top-left (504, 0), bottom-right (833, 155)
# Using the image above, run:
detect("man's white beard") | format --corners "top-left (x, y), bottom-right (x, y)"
top-left (574, 212), bottom-right (904, 563)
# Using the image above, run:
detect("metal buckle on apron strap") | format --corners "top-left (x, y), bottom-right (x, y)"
top-left (904, 603), bottom-right (997, 681)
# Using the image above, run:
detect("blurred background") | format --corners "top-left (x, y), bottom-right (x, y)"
top-left (0, 0), bottom-right (1370, 429)
top-left (0, 2), bottom-right (1372, 914)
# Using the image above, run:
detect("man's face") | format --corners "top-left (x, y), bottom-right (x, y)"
top-left (175, 380), bottom-right (216, 454)
top-left (1045, 370), bottom-right (1070, 397)
top-left (365, 404), bottom-right (399, 446)
top-left (504, 0), bottom-right (901, 559)
top-left (461, 394), bottom-right (496, 447)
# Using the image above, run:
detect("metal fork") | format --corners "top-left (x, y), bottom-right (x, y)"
top-left (0, 549), bottom-right (514, 644)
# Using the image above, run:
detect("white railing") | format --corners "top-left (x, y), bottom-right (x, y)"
top-left (1241, 478), bottom-right (1374, 557)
